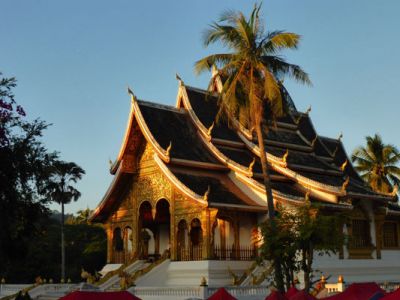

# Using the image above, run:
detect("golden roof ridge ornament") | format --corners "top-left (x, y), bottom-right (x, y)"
top-left (166, 141), bottom-right (172, 158)
top-left (248, 157), bottom-right (256, 173)
top-left (203, 185), bottom-right (211, 202)
top-left (341, 176), bottom-right (350, 193)
top-left (127, 86), bottom-right (137, 102)
top-left (282, 149), bottom-right (289, 165)
top-left (332, 133), bottom-right (343, 157)
top-left (340, 159), bottom-right (348, 171)
top-left (207, 121), bottom-right (215, 136)
top-left (176, 73), bottom-right (184, 86)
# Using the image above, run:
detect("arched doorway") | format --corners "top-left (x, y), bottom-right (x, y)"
top-left (155, 199), bottom-right (171, 257)
top-left (112, 227), bottom-right (124, 263)
top-left (190, 218), bottom-right (203, 260)
top-left (138, 201), bottom-right (155, 259)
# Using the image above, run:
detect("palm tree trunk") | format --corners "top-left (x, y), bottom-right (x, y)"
top-left (255, 122), bottom-right (285, 292)
top-left (61, 202), bottom-right (65, 281)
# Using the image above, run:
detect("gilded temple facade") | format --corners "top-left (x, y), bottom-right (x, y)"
top-left (90, 73), bottom-right (400, 283)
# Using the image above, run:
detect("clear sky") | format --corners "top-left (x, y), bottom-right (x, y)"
top-left (1, 1), bottom-right (400, 214)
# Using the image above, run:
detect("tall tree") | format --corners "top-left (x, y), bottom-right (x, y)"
top-left (47, 161), bottom-right (85, 281)
top-left (352, 134), bottom-right (400, 194)
top-left (195, 4), bottom-right (310, 291)
top-left (261, 202), bottom-right (344, 292)
top-left (67, 208), bottom-right (92, 225)
top-left (0, 72), bottom-right (58, 280)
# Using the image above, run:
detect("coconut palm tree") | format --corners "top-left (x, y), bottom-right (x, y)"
top-left (352, 134), bottom-right (400, 194)
top-left (195, 4), bottom-right (310, 291)
top-left (47, 161), bottom-right (85, 281)
top-left (74, 208), bottom-right (92, 225)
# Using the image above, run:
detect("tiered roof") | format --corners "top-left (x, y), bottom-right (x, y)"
top-left (91, 75), bottom-right (396, 222)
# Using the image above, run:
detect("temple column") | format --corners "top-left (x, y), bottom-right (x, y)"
top-left (374, 209), bottom-right (386, 259)
top-left (106, 225), bottom-right (113, 263)
top-left (202, 208), bottom-right (218, 259)
top-left (234, 218), bottom-right (240, 259)
top-left (172, 216), bottom-right (178, 260)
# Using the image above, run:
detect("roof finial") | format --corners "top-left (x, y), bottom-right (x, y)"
top-left (203, 185), bottom-right (211, 202)
top-left (341, 176), bottom-right (350, 192)
top-left (248, 157), bottom-right (256, 173)
top-left (207, 121), bottom-right (215, 136)
top-left (305, 105), bottom-right (312, 115)
top-left (338, 132), bottom-right (343, 141)
top-left (340, 159), bottom-right (348, 171)
top-left (127, 86), bottom-right (136, 102)
top-left (282, 149), bottom-right (289, 164)
top-left (166, 141), bottom-right (172, 157)
top-left (176, 73), bottom-right (184, 86)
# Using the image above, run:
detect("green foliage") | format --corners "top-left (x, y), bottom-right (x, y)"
top-left (260, 202), bottom-right (344, 291)
top-left (66, 208), bottom-right (93, 225)
top-left (0, 72), bottom-right (58, 280)
top-left (0, 72), bottom-right (98, 283)
top-left (352, 134), bottom-right (400, 194)
top-left (195, 3), bottom-right (311, 128)
top-left (195, 4), bottom-right (310, 292)
top-left (3, 215), bottom-right (106, 283)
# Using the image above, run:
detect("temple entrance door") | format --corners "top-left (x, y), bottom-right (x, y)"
top-left (138, 201), bottom-right (154, 259)
top-left (155, 199), bottom-right (171, 258)
top-left (112, 227), bottom-right (124, 263)
top-left (140, 228), bottom-right (155, 257)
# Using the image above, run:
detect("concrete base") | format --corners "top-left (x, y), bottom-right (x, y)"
top-left (136, 260), bottom-right (253, 287)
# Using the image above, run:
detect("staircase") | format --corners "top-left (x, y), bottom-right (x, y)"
top-left (98, 260), bottom-right (149, 291)
top-left (240, 261), bottom-right (272, 286)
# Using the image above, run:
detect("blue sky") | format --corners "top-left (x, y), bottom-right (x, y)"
top-left (1, 1), bottom-right (400, 214)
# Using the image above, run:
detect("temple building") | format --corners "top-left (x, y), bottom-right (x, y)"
top-left (90, 72), bottom-right (400, 286)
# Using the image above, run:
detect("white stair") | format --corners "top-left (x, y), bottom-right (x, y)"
top-left (240, 261), bottom-right (271, 286)
top-left (99, 260), bottom-right (149, 291)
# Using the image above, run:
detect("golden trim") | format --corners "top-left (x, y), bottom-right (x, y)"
top-left (341, 176), bottom-right (350, 192)
top-left (112, 88), bottom-right (137, 173)
top-left (131, 96), bottom-right (170, 163)
top-left (248, 158), bottom-right (256, 173)
top-left (153, 154), bottom-right (208, 206)
top-left (282, 149), bottom-right (289, 165)
top-left (340, 159), bottom-right (348, 171)
top-left (179, 86), bottom-right (254, 176)
top-left (237, 131), bottom-right (345, 196)
top-left (170, 158), bottom-right (228, 171)
top-left (207, 122), bottom-right (215, 136)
